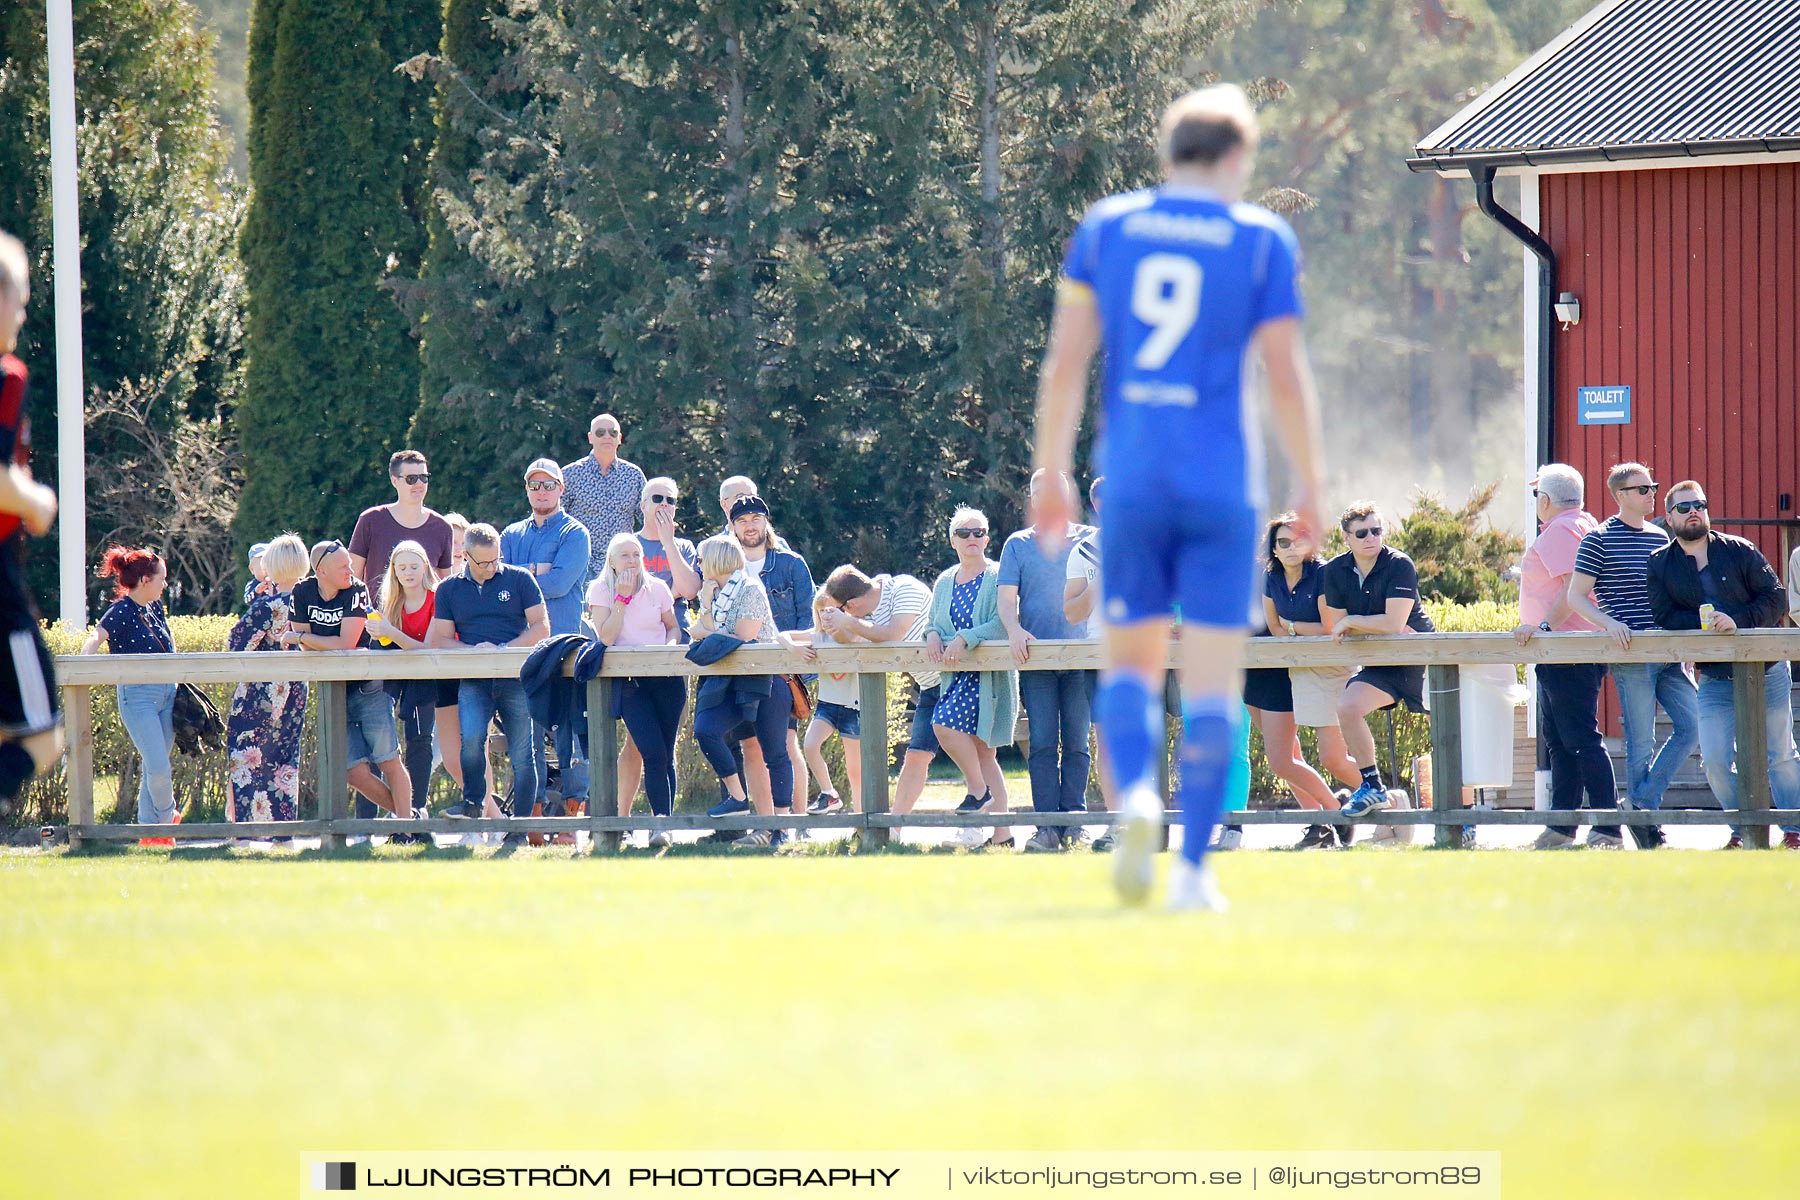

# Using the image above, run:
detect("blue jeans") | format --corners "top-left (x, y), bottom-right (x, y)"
top-left (532, 721), bottom-right (590, 807)
top-left (1695, 660), bottom-right (1800, 834)
top-left (1538, 663), bottom-right (1618, 837)
top-left (1608, 661), bottom-right (1699, 809)
top-left (457, 678), bottom-right (540, 816)
top-left (1020, 669), bottom-right (1095, 826)
top-left (117, 683), bottom-right (177, 823)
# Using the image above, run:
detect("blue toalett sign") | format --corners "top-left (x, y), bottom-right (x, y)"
top-left (1577, 385), bottom-right (1631, 425)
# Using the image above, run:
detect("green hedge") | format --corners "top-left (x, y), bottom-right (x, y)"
top-left (14, 604), bottom-right (1517, 824)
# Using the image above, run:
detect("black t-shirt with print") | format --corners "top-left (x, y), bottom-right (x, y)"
top-left (291, 577), bottom-right (374, 648)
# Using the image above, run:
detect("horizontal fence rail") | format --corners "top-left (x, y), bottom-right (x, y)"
top-left (50, 629), bottom-right (1800, 851)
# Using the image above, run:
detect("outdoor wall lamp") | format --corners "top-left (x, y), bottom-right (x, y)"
top-left (1554, 291), bottom-right (1581, 330)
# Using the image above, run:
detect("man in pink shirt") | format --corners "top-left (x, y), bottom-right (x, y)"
top-left (1513, 464), bottom-right (1618, 848)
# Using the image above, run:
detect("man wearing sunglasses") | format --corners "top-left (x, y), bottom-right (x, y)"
top-left (1646, 481), bottom-right (1800, 849)
top-left (562, 412), bottom-right (646, 583)
top-left (1568, 461), bottom-right (1696, 848)
top-left (347, 450), bottom-right (454, 595)
top-left (1323, 502), bottom-right (1437, 818)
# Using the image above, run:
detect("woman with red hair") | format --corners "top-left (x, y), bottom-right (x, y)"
top-left (80, 546), bottom-right (178, 830)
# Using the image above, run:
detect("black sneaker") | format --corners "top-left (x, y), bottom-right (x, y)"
top-left (1621, 802), bottom-right (1664, 849)
top-left (501, 831), bottom-right (526, 847)
top-left (955, 792), bottom-right (990, 814)
top-left (1296, 823), bottom-right (1335, 851)
top-left (443, 800), bottom-right (482, 819)
top-left (808, 792), bottom-right (844, 815)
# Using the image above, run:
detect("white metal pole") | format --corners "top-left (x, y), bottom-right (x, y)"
top-left (45, 0), bottom-right (87, 630)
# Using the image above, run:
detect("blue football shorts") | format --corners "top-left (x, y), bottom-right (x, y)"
top-left (1099, 494), bottom-right (1259, 630)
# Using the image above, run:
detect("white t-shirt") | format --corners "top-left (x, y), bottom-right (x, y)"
top-left (1065, 533), bottom-right (1101, 637)
top-left (742, 553), bottom-right (765, 581)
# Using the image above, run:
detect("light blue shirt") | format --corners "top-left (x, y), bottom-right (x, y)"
top-left (501, 509), bottom-right (591, 635)
top-left (998, 524), bottom-right (1094, 641)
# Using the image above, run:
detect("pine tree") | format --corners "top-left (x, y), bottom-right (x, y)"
top-left (0, 0), bottom-right (244, 611)
top-left (238, 0), bottom-right (440, 547)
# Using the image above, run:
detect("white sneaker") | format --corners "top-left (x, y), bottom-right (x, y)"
top-left (345, 834), bottom-right (369, 848)
top-left (1213, 825), bottom-right (1244, 851)
top-left (1167, 857), bottom-right (1229, 913)
top-left (647, 831), bottom-right (673, 850)
top-left (1111, 784), bottom-right (1163, 907)
top-left (952, 825), bottom-right (989, 850)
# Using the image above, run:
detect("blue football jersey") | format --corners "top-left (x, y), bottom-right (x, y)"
top-left (1060, 185), bottom-right (1302, 506)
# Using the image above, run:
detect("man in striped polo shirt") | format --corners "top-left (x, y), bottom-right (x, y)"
top-left (1567, 462), bottom-right (1698, 848)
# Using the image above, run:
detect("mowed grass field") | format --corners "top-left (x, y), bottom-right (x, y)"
top-left (1, 845), bottom-right (1796, 1199)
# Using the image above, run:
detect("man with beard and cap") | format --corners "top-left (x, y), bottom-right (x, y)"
top-left (704, 489), bottom-right (815, 822)
top-left (1646, 479), bottom-right (1800, 850)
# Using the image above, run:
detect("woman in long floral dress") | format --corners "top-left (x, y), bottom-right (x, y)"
top-left (226, 535), bottom-right (310, 822)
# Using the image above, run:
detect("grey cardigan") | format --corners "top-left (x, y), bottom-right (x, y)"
top-left (926, 560), bottom-right (1020, 749)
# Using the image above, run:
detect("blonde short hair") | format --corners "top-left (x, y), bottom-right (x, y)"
top-left (260, 534), bottom-right (308, 590)
top-left (699, 534), bottom-right (744, 579)
top-left (1159, 83), bottom-right (1258, 167)
top-left (947, 506), bottom-right (988, 539)
top-left (0, 230), bottom-right (27, 303)
top-left (593, 531), bottom-right (645, 598)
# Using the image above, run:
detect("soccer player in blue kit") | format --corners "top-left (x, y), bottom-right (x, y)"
top-left (1032, 84), bottom-right (1327, 910)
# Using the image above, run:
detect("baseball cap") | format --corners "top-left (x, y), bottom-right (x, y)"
top-left (247, 542), bottom-right (270, 565)
top-left (728, 495), bottom-right (771, 522)
top-left (523, 457), bottom-right (564, 483)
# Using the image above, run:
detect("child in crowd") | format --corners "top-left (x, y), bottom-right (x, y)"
top-left (780, 589), bottom-right (862, 815)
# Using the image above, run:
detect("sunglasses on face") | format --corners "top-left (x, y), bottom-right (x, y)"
top-left (1275, 536), bottom-right (1298, 550)
top-left (953, 528), bottom-right (988, 539)
top-left (395, 472), bottom-right (430, 486)
top-left (526, 479), bottom-right (561, 492)
top-left (1619, 483), bottom-right (1657, 496)
top-left (648, 493), bottom-right (677, 505)
top-left (1670, 499), bottom-right (1708, 514)
top-left (593, 429), bottom-right (621, 438)
top-left (1349, 527), bottom-right (1383, 540)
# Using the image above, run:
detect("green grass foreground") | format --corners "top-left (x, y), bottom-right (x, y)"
top-left (1, 847), bottom-right (1796, 1199)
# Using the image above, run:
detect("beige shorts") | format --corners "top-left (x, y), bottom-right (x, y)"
top-left (1289, 666), bottom-right (1355, 727)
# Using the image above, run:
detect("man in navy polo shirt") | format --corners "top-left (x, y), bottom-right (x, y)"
top-left (429, 523), bottom-right (549, 838)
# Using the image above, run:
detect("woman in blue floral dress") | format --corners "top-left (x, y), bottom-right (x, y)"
top-left (225, 535), bottom-right (310, 822)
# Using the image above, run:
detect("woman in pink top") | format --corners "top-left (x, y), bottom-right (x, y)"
top-left (1512, 464), bottom-right (1616, 848)
top-left (588, 533), bottom-right (682, 835)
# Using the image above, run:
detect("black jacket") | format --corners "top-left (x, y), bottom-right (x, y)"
top-left (1647, 531), bottom-right (1787, 678)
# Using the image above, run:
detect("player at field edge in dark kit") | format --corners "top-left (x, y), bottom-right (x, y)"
top-left (1032, 82), bottom-right (1328, 911)
top-left (0, 230), bottom-right (64, 818)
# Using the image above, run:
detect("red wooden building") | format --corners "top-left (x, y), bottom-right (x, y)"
top-left (1410, 0), bottom-right (1800, 572)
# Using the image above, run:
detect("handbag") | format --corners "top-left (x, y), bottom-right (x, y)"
top-left (785, 675), bottom-right (813, 722)
top-left (171, 682), bottom-right (225, 758)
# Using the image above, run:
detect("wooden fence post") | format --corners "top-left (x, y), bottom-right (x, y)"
top-left (64, 684), bottom-right (92, 850)
top-left (1731, 660), bottom-right (1772, 849)
top-left (859, 670), bottom-right (889, 848)
top-left (316, 680), bottom-right (347, 851)
top-left (1428, 664), bottom-right (1464, 849)
top-left (587, 677), bottom-right (618, 849)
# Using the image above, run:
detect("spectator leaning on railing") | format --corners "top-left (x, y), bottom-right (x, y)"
top-left (81, 547), bottom-right (179, 831)
top-left (1646, 479), bottom-right (1800, 850)
top-left (1256, 512), bottom-right (1351, 850)
top-left (589, 531), bottom-right (682, 839)
top-left (1512, 465), bottom-right (1619, 850)
top-left (1324, 501), bottom-right (1437, 819)
top-left (1566, 461), bottom-right (1691, 849)
top-left (366, 540), bottom-right (457, 820)
top-left (1001, 468), bottom-right (1097, 852)
top-left (926, 506), bottom-right (1018, 850)
top-left (429, 522), bottom-right (549, 842)
top-left (286, 540), bottom-right (417, 825)
top-left (503, 457), bottom-right (593, 817)
top-left (691, 533), bottom-right (796, 849)
top-left (224, 533), bottom-right (310, 824)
